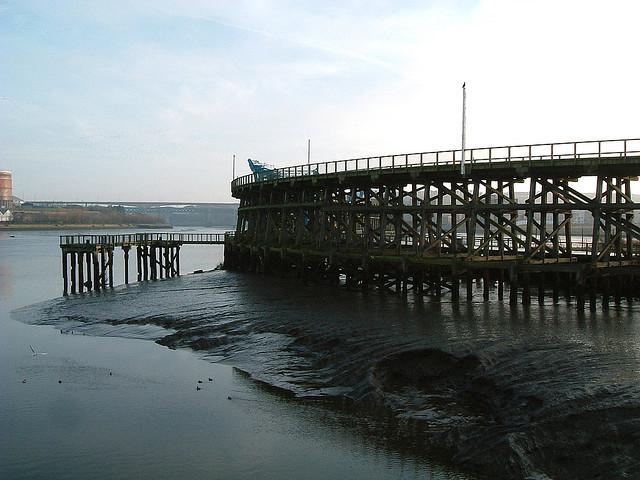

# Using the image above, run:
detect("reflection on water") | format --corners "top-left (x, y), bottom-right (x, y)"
top-left (1, 229), bottom-right (469, 480)
top-left (0, 263), bottom-right (10, 298)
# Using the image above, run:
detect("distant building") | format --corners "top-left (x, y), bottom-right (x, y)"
top-left (0, 171), bottom-right (13, 210)
top-left (0, 206), bottom-right (12, 222)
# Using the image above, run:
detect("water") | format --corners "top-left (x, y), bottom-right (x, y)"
top-left (4, 230), bottom-right (640, 478)
top-left (0, 228), bottom-right (468, 480)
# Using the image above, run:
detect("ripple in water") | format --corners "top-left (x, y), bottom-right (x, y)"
top-left (13, 270), bottom-right (640, 479)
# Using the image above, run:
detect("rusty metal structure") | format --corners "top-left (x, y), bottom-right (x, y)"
top-left (227, 138), bottom-right (640, 309)
top-left (60, 233), bottom-right (226, 295)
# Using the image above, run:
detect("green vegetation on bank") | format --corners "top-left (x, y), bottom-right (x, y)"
top-left (5, 205), bottom-right (168, 228)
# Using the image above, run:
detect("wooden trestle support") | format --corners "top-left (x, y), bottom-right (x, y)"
top-left (228, 168), bottom-right (640, 310)
top-left (61, 241), bottom-right (181, 295)
top-left (61, 233), bottom-right (226, 295)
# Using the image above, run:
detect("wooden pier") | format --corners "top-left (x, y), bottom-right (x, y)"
top-left (60, 233), bottom-right (227, 295)
top-left (226, 138), bottom-right (640, 309)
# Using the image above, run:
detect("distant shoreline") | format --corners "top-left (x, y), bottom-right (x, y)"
top-left (0, 223), bottom-right (172, 231)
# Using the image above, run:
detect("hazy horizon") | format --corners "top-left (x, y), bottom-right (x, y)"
top-left (2, 0), bottom-right (639, 202)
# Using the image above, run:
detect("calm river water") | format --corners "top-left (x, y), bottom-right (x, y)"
top-left (3, 228), bottom-right (640, 479)
top-left (0, 228), bottom-right (468, 480)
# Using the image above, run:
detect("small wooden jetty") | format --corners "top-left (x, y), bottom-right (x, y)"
top-left (59, 233), bottom-right (228, 295)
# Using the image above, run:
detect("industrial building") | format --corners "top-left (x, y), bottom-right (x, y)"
top-left (0, 170), bottom-right (13, 222)
top-left (0, 171), bottom-right (12, 203)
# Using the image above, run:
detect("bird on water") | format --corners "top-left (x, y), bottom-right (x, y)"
top-left (29, 345), bottom-right (47, 356)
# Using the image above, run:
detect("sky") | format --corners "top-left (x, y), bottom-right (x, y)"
top-left (1, 0), bottom-right (639, 202)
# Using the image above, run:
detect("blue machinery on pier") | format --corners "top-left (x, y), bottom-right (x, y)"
top-left (227, 138), bottom-right (640, 309)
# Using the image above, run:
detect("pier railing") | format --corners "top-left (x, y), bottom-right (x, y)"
top-left (60, 232), bottom-right (233, 247)
top-left (231, 138), bottom-right (640, 189)
top-left (385, 234), bottom-right (640, 257)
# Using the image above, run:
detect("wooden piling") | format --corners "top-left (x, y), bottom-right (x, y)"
top-left (136, 246), bottom-right (142, 281)
top-left (509, 268), bottom-right (518, 306)
top-left (143, 246), bottom-right (149, 281)
top-left (92, 251), bottom-right (100, 291)
top-left (108, 249), bottom-right (114, 288)
top-left (70, 252), bottom-right (77, 294)
top-left (483, 269), bottom-right (490, 301)
top-left (78, 252), bottom-right (84, 293)
top-left (522, 273), bottom-right (531, 305)
top-left (602, 276), bottom-right (610, 309)
top-left (450, 268), bottom-right (458, 301)
top-left (123, 247), bottom-right (130, 285)
top-left (62, 252), bottom-right (69, 296)
top-left (589, 276), bottom-right (598, 311)
top-left (552, 273), bottom-right (560, 304)
top-left (85, 252), bottom-right (92, 291)
top-left (150, 246), bottom-right (156, 280)
top-left (100, 250), bottom-right (107, 289)
top-left (537, 273), bottom-right (545, 305)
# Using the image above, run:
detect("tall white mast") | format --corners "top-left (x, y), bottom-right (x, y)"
top-left (461, 82), bottom-right (467, 176)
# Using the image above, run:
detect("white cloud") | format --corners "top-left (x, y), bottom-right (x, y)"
top-left (2, 0), bottom-right (639, 201)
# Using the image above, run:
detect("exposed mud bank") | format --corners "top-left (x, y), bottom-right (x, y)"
top-left (14, 271), bottom-right (640, 479)
top-left (367, 347), bottom-right (640, 478)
